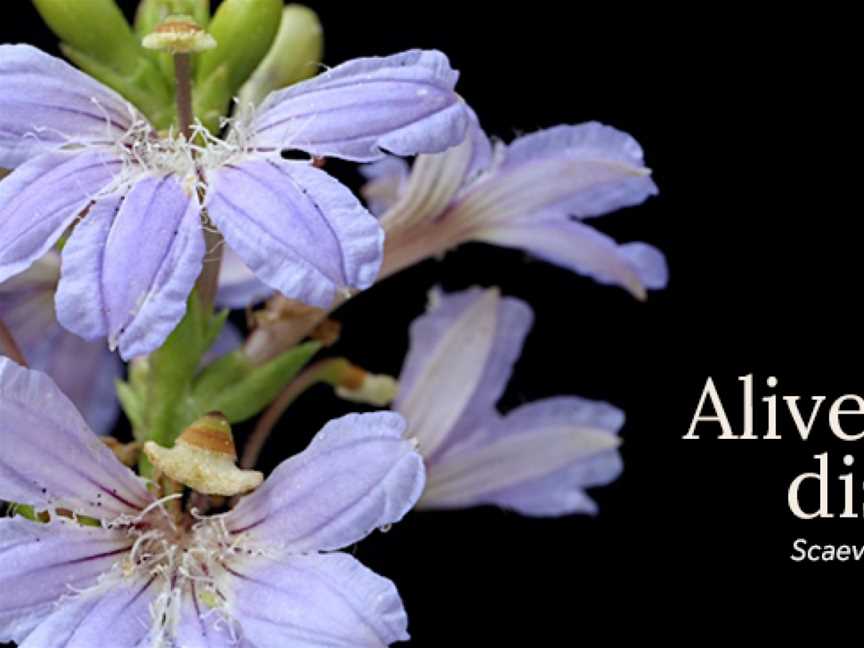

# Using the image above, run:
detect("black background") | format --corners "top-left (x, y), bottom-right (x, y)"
top-left (3, 2), bottom-right (859, 644)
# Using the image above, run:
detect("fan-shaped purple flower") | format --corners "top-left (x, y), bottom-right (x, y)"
top-left (0, 45), bottom-right (468, 359)
top-left (0, 357), bottom-right (424, 646)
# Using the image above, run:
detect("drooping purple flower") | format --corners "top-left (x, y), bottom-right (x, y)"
top-left (394, 287), bottom-right (623, 516)
top-left (364, 113), bottom-right (668, 299)
top-left (0, 357), bottom-right (424, 646)
top-left (0, 44), bottom-right (468, 359)
top-left (0, 252), bottom-right (121, 434)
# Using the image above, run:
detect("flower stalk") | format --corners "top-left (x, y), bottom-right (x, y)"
top-left (241, 357), bottom-right (365, 469)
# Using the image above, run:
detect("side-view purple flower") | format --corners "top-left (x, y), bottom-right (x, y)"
top-left (0, 44), bottom-right (468, 359)
top-left (395, 287), bottom-right (624, 515)
top-left (366, 113), bottom-right (668, 299)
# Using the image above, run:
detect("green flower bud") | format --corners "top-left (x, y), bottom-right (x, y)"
top-left (196, 0), bottom-right (283, 99)
top-left (236, 4), bottom-right (324, 111)
top-left (33, 0), bottom-right (141, 73)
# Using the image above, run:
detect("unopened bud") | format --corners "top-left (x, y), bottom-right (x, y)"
top-left (335, 369), bottom-right (399, 407)
top-left (237, 4), bottom-right (324, 110)
top-left (196, 0), bottom-right (283, 97)
top-left (143, 412), bottom-right (263, 496)
top-left (142, 15), bottom-right (217, 53)
top-left (33, 0), bottom-right (141, 74)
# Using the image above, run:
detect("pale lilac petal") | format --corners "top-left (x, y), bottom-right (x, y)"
top-left (226, 412), bottom-right (424, 552)
top-left (252, 49), bottom-right (468, 161)
top-left (171, 587), bottom-right (238, 648)
top-left (419, 396), bottom-right (623, 515)
top-left (56, 174), bottom-right (205, 360)
top-left (475, 219), bottom-right (668, 298)
top-left (359, 156), bottom-right (409, 216)
top-left (0, 150), bottom-right (121, 284)
top-left (0, 358), bottom-right (153, 518)
top-left (39, 328), bottom-right (123, 436)
top-left (20, 321), bottom-right (122, 436)
top-left (0, 517), bottom-right (132, 645)
top-left (19, 577), bottom-right (155, 648)
top-left (226, 553), bottom-right (408, 647)
top-left (498, 122), bottom-right (658, 219)
top-left (206, 157), bottom-right (383, 308)
top-left (0, 44), bottom-right (137, 168)
top-left (0, 254), bottom-right (122, 434)
top-left (216, 246), bottom-right (273, 309)
top-left (394, 288), bottom-right (512, 458)
top-left (379, 115), bottom-right (492, 234)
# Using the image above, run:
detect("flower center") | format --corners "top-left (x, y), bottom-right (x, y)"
top-left (111, 116), bottom-right (252, 198)
top-left (104, 497), bottom-right (266, 643)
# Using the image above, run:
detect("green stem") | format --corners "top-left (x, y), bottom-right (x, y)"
top-left (0, 318), bottom-right (27, 367)
top-left (240, 358), bottom-right (353, 469)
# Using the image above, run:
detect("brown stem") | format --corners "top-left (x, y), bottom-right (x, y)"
top-left (0, 318), bottom-right (27, 367)
top-left (173, 53), bottom-right (194, 141)
top-left (197, 223), bottom-right (224, 312)
top-left (173, 52), bottom-right (224, 311)
top-left (240, 358), bottom-right (351, 469)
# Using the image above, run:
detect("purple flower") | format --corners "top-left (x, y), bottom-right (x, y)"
top-left (0, 357), bottom-right (424, 646)
top-left (364, 113), bottom-right (668, 299)
top-left (0, 44), bottom-right (468, 359)
top-left (0, 252), bottom-right (121, 434)
top-left (394, 287), bottom-right (623, 516)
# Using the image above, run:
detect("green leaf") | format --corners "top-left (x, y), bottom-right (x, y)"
top-left (191, 342), bottom-right (321, 424)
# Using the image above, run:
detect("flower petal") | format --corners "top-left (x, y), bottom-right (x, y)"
top-left (18, 576), bottom-right (155, 648)
top-left (215, 246), bottom-right (273, 309)
top-left (0, 150), bottom-right (121, 284)
top-left (379, 113), bottom-right (492, 236)
top-left (206, 157), bottom-right (383, 308)
top-left (395, 288), bottom-right (532, 459)
top-left (251, 49), bottom-right (468, 161)
top-left (419, 396), bottom-right (623, 515)
top-left (226, 552), bottom-right (409, 647)
top-left (496, 121), bottom-right (658, 219)
top-left (0, 517), bottom-right (132, 645)
top-left (0, 254), bottom-right (123, 434)
top-left (226, 412), bottom-right (424, 552)
top-left (0, 44), bottom-right (137, 168)
top-left (56, 174), bottom-right (205, 360)
top-left (474, 219), bottom-right (669, 299)
top-left (0, 358), bottom-right (153, 518)
top-left (171, 585), bottom-right (238, 648)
